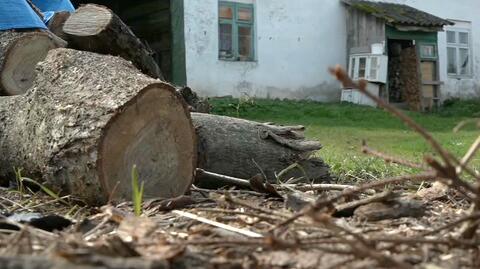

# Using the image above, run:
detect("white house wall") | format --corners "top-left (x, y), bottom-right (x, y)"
top-left (183, 0), bottom-right (480, 101)
top-left (183, 0), bottom-right (347, 101)
top-left (379, 0), bottom-right (480, 99)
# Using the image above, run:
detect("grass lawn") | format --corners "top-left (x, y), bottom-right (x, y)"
top-left (210, 97), bottom-right (480, 182)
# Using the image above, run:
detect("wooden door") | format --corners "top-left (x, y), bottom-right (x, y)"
top-left (420, 61), bottom-right (439, 111)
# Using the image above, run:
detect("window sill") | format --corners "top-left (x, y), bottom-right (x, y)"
top-left (448, 74), bottom-right (473, 80)
top-left (219, 57), bottom-right (257, 63)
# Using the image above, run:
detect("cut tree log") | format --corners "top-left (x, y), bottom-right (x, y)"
top-left (63, 4), bottom-right (164, 80)
top-left (192, 113), bottom-right (330, 187)
top-left (0, 48), bottom-right (196, 205)
top-left (0, 31), bottom-right (65, 95)
top-left (177, 86), bottom-right (211, 113)
top-left (47, 11), bottom-right (71, 41)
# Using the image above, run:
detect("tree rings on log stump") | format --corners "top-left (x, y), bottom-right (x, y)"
top-left (98, 85), bottom-right (197, 200)
top-left (0, 31), bottom-right (64, 95)
top-left (64, 5), bottom-right (112, 37)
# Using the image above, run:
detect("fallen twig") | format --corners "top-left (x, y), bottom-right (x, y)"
top-left (224, 193), bottom-right (292, 219)
top-left (334, 190), bottom-right (395, 216)
top-left (172, 210), bottom-right (263, 238)
top-left (193, 208), bottom-right (284, 223)
top-left (280, 183), bottom-right (358, 192)
top-left (272, 172), bottom-right (437, 230)
top-left (196, 168), bottom-right (356, 192)
top-left (195, 169), bottom-right (251, 188)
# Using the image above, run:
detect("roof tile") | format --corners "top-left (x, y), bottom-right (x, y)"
top-left (342, 0), bottom-right (453, 27)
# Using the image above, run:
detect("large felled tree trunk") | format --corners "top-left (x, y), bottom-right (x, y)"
top-left (192, 113), bottom-right (330, 186)
top-left (0, 48), bottom-right (196, 205)
top-left (0, 31), bottom-right (65, 95)
top-left (63, 4), bottom-right (164, 80)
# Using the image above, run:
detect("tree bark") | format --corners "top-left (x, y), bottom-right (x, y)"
top-left (191, 113), bottom-right (330, 187)
top-left (63, 4), bottom-right (164, 80)
top-left (0, 31), bottom-right (65, 95)
top-left (0, 48), bottom-right (196, 205)
top-left (48, 11), bottom-right (71, 41)
top-left (177, 87), bottom-right (211, 113)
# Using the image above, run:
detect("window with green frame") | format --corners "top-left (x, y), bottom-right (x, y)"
top-left (419, 43), bottom-right (437, 59)
top-left (218, 1), bottom-right (254, 61)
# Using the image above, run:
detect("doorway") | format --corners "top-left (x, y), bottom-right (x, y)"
top-left (387, 39), bottom-right (423, 110)
top-left (387, 39), bottom-right (413, 104)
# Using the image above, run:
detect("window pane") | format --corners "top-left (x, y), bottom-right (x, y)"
top-left (237, 7), bottom-right (253, 21)
top-left (219, 23), bottom-right (233, 58)
top-left (350, 57), bottom-right (356, 78)
top-left (447, 31), bottom-right (456, 43)
top-left (459, 48), bottom-right (470, 75)
top-left (420, 45), bottom-right (435, 58)
top-left (447, 47), bottom-right (457, 74)
top-left (459, 32), bottom-right (469, 45)
top-left (238, 25), bottom-right (253, 59)
top-left (219, 5), bottom-right (233, 19)
top-left (369, 57), bottom-right (378, 80)
top-left (358, 57), bottom-right (366, 78)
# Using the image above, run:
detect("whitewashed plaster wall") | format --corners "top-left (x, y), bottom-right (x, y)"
top-left (183, 0), bottom-right (347, 101)
top-left (183, 0), bottom-right (480, 100)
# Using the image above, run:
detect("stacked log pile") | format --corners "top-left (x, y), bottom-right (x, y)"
top-left (400, 47), bottom-right (422, 111)
top-left (0, 4), bottom-right (330, 205)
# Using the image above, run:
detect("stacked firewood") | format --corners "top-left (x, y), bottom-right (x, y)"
top-left (0, 4), bottom-right (330, 205)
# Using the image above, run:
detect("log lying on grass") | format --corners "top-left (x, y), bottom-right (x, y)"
top-left (192, 113), bottom-right (331, 187)
top-left (63, 4), bottom-right (164, 80)
top-left (0, 31), bottom-right (65, 95)
top-left (0, 48), bottom-right (196, 205)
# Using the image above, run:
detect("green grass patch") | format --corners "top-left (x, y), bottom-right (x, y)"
top-left (210, 97), bottom-right (480, 182)
top-left (131, 165), bottom-right (144, 216)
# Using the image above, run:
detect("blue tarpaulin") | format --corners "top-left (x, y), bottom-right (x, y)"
top-left (31, 0), bottom-right (75, 23)
top-left (0, 0), bottom-right (47, 30)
